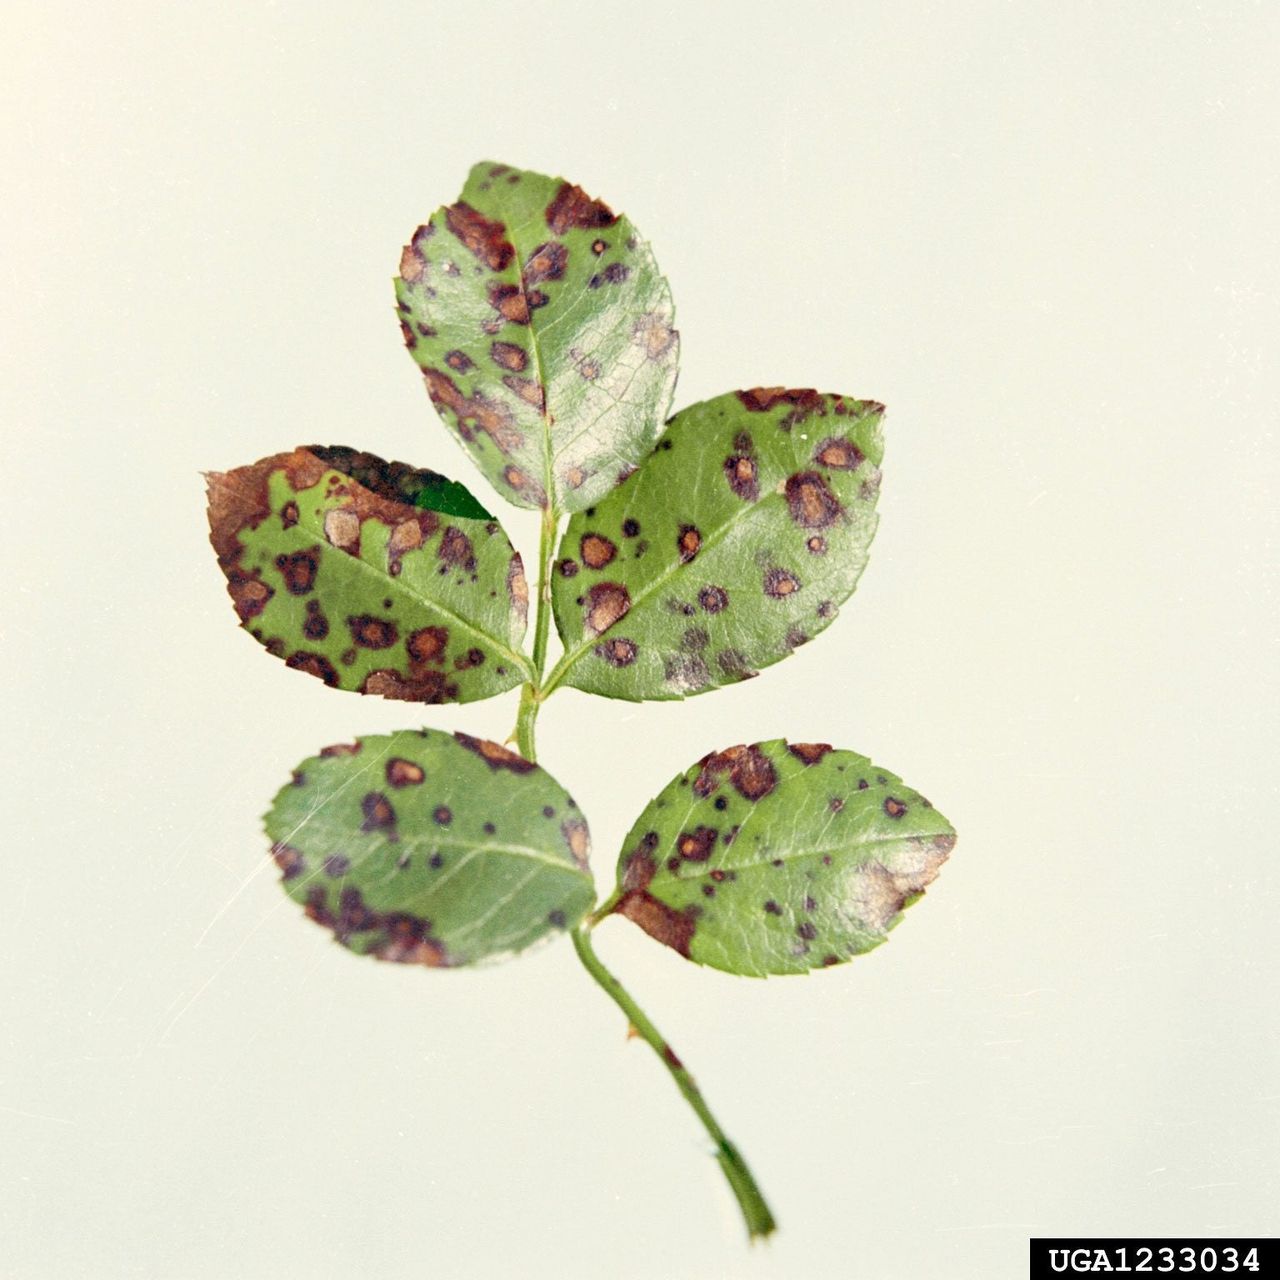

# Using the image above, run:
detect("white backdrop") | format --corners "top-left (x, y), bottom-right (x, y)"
top-left (2, 3), bottom-right (1276, 1277)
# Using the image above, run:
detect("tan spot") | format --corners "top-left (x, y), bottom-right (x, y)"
top-left (633, 312), bottom-right (677, 360)
top-left (584, 582), bottom-right (631, 634)
top-left (324, 507), bottom-right (360, 552)
top-left (788, 742), bottom-right (833, 765)
top-left (580, 533), bottom-right (617, 569)
top-left (764, 567), bottom-right (800, 597)
top-left (490, 341), bottom-right (527, 372)
top-left (784, 471), bottom-right (843, 528)
top-left (545, 182), bottom-right (617, 233)
top-left (677, 524), bottom-right (701, 563)
top-left (454, 731), bottom-right (536, 773)
top-left (724, 454), bottom-right (759, 501)
top-left (386, 758), bottom-right (425, 787)
top-left (693, 744), bottom-right (778, 801)
top-left (407, 626), bottom-right (448, 664)
top-left (815, 437), bottom-right (865, 471)
top-left (562, 818), bottom-right (590, 869)
top-left (444, 202), bottom-right (514, 271)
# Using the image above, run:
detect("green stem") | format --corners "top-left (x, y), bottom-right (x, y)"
top-left (531, 506), bottom-right (556, 678)
top-left (570, 924), bottom-right (777, 1240)
top-left (512, 506), bottom-right (772, 1238)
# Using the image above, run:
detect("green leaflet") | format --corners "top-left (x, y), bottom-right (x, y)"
top-left (394, 161), bottom-right (679, 514)
top-left (609, 739), bottom-right (954, 976)
top-left (266, 730), bottom-right (595, 967)
top-left (549, 390), bottom-right (884, 702)
top-left (206, 445), bottom-right (531, 703)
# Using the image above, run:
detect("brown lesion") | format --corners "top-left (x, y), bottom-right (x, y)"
top-left (423, 368), bottom-right (524, 454)
top-left (764, 567), bottom-right (801, 598)
top-left (614, 890), bottom-right (696, 959)
top-left (698, 585), bottom-right (728, 613)
top-left (226, 569), bottom-right (273, 620)
top-left (361, 791), bottom-right (398, 836)
top-left (346, 614), bottom-right (398, 649)
top-left (407, 626), bottom-right (448, 664)
top-left (633, 312), bottom-right (677, 361)
top-left (788, 742), bottom-right (833, 765)
top-left (676, 826), bottom-right (718, 862)
top-left (284, 651), bottom-right (339, 686)
top-left (693, 744), bottom-right (778, 801)
top-left (507, 554), bottom-right (529, 624)
top-left (501, 375), bottom-right (546, 410)
top-left (386, 758), bottom-right (425, 787)
top-left (851, 833), bottom-right (954, 933)
top-left (884, 796), bottom-right (908, 819)
top-left (444, 202), bottom-right (515, 272)
top-left (490, 341), bottom-right (528, 372)
top-left (438, 526), bottom-right (476, 571)
top-left (545, 182), bottom-right (618, 233)
top-left (784, 472), bottom-right (844, 528)
top-left (735, 387), bottom-right (824, 415)
top-left (522, 240), bottom-right (567, 285)
top-left (487, 282), bottom-right (532, 326)
top-left (814, 437), bottom-right (865, 471)
top-left (302, 600), bottom-right (329, 640)
top-left (580, 533), bottom-right (617, 569)
top-left (677, 524), bottom-right (701, 563)
top-left (561, 818), bottom-right (590, 870)
top-left (320, 741), bottom-right (361, 757)
top-left (454, 731), bottom-right (536, 774)
top-left (594, 637), bottom-right (637, 666)
top-left (303, 883), bottom-right (451, 966)
top-left (360, 668), bottom-right (458, 703)
top-left (724, 454), bottom-right (759, 501)
top-left (584, 582), bottom-right (631, 634)
top-left (501, 465), bottom-right (547, 508)
top-left (270, 842), bottom-right (306, 880)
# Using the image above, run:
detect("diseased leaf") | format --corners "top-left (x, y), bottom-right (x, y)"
top-left (610, 739), bottom-right (954, 976)
top-left (206, 445), bottom-right (531, 703)
top-left (395, 161), bottom-right (679, 514)
top-left (266, 730), bottom-right (595, 967)
top-left (549, 390), bottom-right (884, 701)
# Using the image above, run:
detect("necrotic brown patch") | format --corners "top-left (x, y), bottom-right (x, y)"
top-left (677, 524), bottom-right (701, 563)
top-left (360, 791), bottom-right (398, 837)
top-left (677, 826), bottom-right (718, 862)
top-left (285, 651), bottom-right (339, 685)
top-left (445, 202), bottom-right (514, 272)
top-left (487, 283), bottom-right (529, 325)
top-left (595, 637), bottom-right (637, 667)
top-left (386, 758), bottom-right (425, 788)
top-left (764, 568), bottom-right (801, 598)
top-left (522, 240), bottom-right (567, 285)
top-left (275, 548), bottom-right (320, 595)
top-left (785, 472), bottom-right (843, 528)
top-left (362, 669), bottom-right (457, 703)
top-left (736, 387), bottom-right (824, 414)
top-left (545, 182), bottom-right (617, 233)
top-left (693, 744), bottom-right (778, 801)
top-left (438, 526), bottom-right (476, 571)
top-left (580, 533), bottom-right (617, 569)
top-left (280, 501), bottom-right (299, 529)
top-left (507, 555), bottom-right (529, 622)
top-left (422, 368), bottom-right (524, 454)
top-left (348, 614), bottom-right (399, 649)
top-left (445, 350), bottom-right (474, 373)
top-left (585, 582), bottom-right (631, 634)
top-left (490, 341), bottom-right (527, 372)
top-left (815, 437), bottom-right (865, 471)
top-left (614, 890), bottom-right (695, 958)
top-left (884, 796), bottom-right (908, 819)
top-left (788, 742), bottom-right (833, 765)
top-left (724, 455), bottom-right (759, 501)
top-left (407, 626), bottom-right (448, 664)
top-left (227, 571), bottom-right (272, 620)
top-left (454, 732), bottom-right (535, 773)
top-left (320, 741), bottom-right (361, 757)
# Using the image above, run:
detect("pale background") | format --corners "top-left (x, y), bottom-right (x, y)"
top-left (2, 3), bottom-right (1276, 1277)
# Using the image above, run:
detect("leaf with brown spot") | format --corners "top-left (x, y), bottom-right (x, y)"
top-left (265, 730), bottom-right (595, 967)
top-left (550, 391), bottom-right (884, 701)
top-left (206, 446), bottom-right (532, 703)
top-left (394, 162), bottom-right (678, 513)
top-left (608, 738), bottom-right (953, 976)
